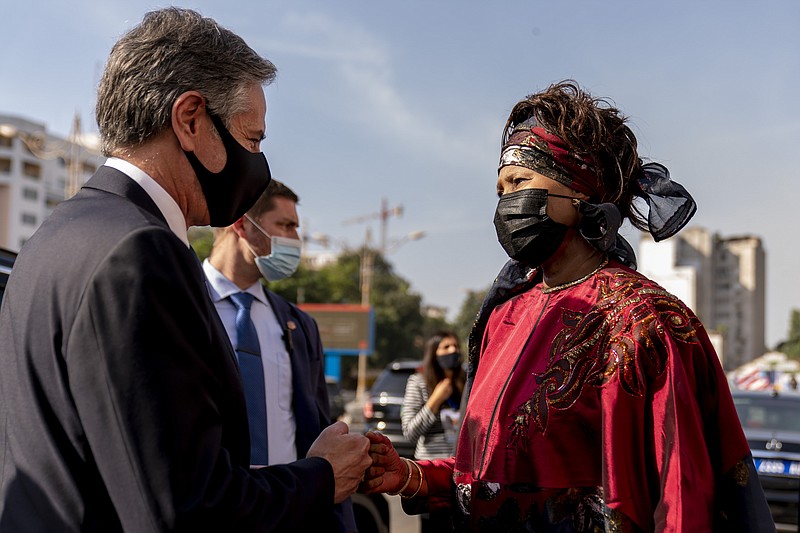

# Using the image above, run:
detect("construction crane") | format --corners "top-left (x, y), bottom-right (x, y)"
top-left (342, 197), bottom-right (403, 254)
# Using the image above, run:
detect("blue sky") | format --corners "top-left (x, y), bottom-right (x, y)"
top-left (1, 1), bottom-right (798, 347)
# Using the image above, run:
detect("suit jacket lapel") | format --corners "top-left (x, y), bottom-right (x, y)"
top-left (84, 167), bottom-right (239, 373)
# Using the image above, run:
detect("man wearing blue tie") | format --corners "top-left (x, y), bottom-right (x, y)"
top-left (203, 179), bottom-right (358, 532)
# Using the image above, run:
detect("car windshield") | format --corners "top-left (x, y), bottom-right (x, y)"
top-left (372, 369), bottom-right (415, 396)
top-left (734, 395), bottom-right (800, 432)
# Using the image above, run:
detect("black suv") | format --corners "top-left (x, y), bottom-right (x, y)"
top-left (363, 359), bottom-right (421, 459)
top-left (0, 248), bottom-right (16, 305)
top-left (733, 389), bottom-right (800, 528)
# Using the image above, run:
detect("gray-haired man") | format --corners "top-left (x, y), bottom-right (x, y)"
top-left (0, 8), bottom-right (369, 531)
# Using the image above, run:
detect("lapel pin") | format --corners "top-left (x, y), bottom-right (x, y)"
top-left (284, 321), bottom-right (296, 354)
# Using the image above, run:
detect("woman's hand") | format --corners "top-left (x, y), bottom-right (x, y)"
top-left (358, 431), bottom-right (407, 494)
top-left (426, 378), bottom-right (453, 413)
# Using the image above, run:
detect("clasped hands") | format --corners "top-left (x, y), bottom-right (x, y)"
top-left (305, 423), bottom-right (419, 503)
top-left (306, 421), bottom-right (373, 503)
top-left (358, 431), bottom-right (416, 496)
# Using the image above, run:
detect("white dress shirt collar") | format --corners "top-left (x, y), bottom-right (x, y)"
top-left (103, 157), bottom-right (189, 247)
top-left (202, 259), bottom-right (269, 307)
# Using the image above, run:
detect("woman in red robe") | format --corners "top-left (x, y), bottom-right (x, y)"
top-left (360, 80), bottom-right (774, 532)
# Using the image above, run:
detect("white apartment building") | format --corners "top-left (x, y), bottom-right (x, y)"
top-left (638, 227), bottom-right (766, 370)
top-left (0, 113), bottom-right (104, 252)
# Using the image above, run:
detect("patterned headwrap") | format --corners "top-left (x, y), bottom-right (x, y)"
top-left (498, 116), bottom-right (697, 268)
top-left (499, 117), bottom-right (605, 200)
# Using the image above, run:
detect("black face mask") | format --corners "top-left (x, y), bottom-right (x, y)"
top-left (437, 352), bottom-right (462, 370)
top-left (493, 188), bottom-right (572, 268)
top-left (184, 112), bottom-right (271, 227)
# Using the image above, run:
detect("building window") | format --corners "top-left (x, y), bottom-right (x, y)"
top-left (0, 157), bottom-right (10, 173)
top-left (22, 187), bottom-right (38, 200)
top-left (0, 135), bottom-right (12, 148)
top-left (21, 213), bottom-right (37, 225)
top-left (22, 161), bottom-right (41, 179)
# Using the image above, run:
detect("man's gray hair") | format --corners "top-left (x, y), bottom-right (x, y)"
top-left (96, 7), bottom-right (276, 156)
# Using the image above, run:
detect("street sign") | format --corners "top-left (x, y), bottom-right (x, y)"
top-left (299, 303), bottom-right (375, 381)
top-left (298, 303), bottom-right (375, 354)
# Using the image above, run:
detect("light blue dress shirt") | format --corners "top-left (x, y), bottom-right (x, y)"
top-left (202, 260), bottom-right (297, 465)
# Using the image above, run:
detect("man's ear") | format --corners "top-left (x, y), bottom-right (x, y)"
top-left (171, 91), bottom-right (207, 152)
top-left (231, 216), bottom-right (248, 239)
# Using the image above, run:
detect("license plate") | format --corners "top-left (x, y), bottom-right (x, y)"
top-left (754, 458), bottom-right (800, 477)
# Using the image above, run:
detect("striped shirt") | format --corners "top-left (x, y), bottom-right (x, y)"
top-left (401, 373), bottom-right (458, 460)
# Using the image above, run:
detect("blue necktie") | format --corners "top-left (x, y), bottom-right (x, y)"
top-left (229, 292), bottom-right (269, 465)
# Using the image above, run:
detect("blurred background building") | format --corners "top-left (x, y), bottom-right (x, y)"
top-left (0, 113), bottom-right (103, 252)
top-left (638, 227), bottom-right (766, 370)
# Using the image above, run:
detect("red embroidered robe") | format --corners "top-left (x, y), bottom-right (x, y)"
top-left (418, 262), bottom-right (756, 532)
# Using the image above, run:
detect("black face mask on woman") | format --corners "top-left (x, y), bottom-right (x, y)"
top-left (183, 112), bottom-right (271, 227)
top-left (437, 352), bottom-right (462, 371)
top-left (493, 188), bottom-right (577, 268)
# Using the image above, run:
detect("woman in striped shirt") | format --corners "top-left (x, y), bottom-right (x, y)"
top-left (401, 331), bottom-right (466, 532)
top-left (402, 331), bottom-right (466, 461)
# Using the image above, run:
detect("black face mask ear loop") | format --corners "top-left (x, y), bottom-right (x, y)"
top-left (571, 198), bottom-right (585, 232)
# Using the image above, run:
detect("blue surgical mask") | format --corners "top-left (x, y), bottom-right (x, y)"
top-left (243, 214), bottom-right (302, 281)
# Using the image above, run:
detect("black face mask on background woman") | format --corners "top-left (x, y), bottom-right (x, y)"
top-left (437, 352), bottom-right (462, 371)
top-left (493, 188), bottom-right (576, 268)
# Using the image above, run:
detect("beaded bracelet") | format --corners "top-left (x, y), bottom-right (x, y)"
top-left (387, 457), bottom-right (412, 496)
top-left (400, 459), bottom-right (424, 500)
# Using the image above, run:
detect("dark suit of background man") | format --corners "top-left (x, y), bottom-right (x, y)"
top-left (0, 7), bottom-right (371, 532)
top-left (203, 179), bottom-right (358, 532)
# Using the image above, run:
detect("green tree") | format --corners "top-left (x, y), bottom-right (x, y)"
top-left (453, 287), bottom-right (490, 349)
top-left (270, 248), bottom-right (425, 371)
top-left (777, 309), bottom-right (800, 359)
top-left (188, 227), bottom-right (214, 261)
top-left (420, 313), bottom-right (455, 346)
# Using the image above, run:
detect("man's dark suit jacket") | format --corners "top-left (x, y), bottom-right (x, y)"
top-left (0, 166), bottom-right (336, 531)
